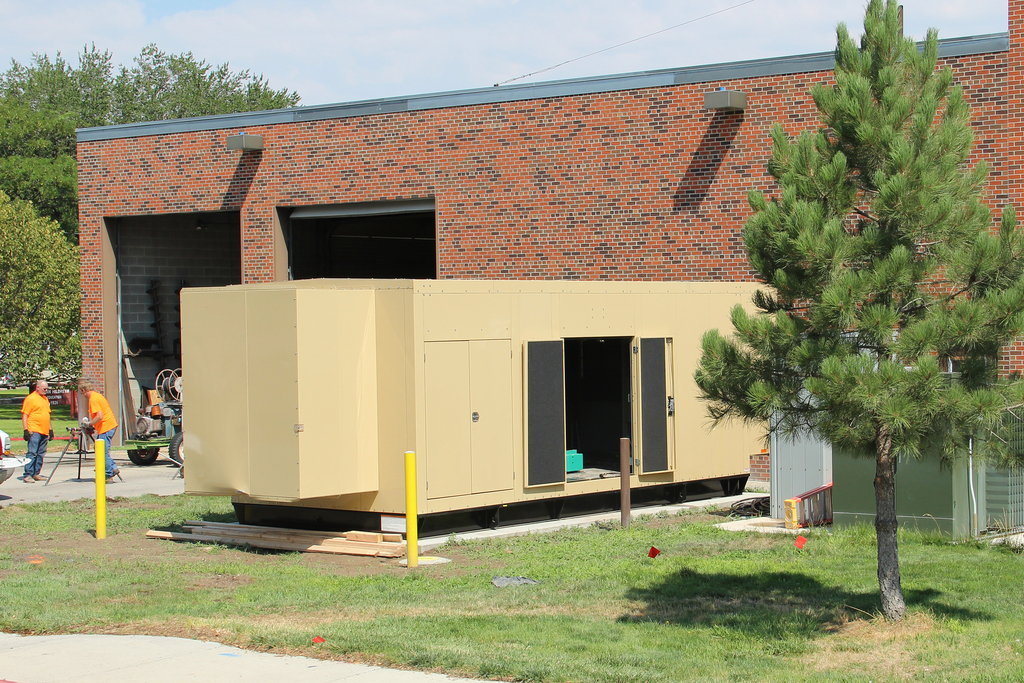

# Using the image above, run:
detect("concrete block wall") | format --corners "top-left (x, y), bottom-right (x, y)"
top-left (116, 213), bottom-right (241, 351)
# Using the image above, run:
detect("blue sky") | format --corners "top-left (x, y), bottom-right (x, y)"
top-left (140, 0), bottom-right (228, 19)
top-left (0, 1), bottom-right (1010, 107)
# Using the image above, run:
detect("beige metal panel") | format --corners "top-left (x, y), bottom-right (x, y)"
top-left (670, 290), bottom-right (762, 482)
top-left (422, 293), bottom-right (512, 341)
top-left (245, 289), bottom-right (300, 500)
top-left (334, 287), bottom-right (380, 495)
top-left (371, 288), bottom-right (414, 511)
top-left (424, 341), bottom-right (472, 499)
top-left (294, 288), bottom-right (341, 499)
top-left (559, 293), bottom-right (635, 335)
top-left (470, 340), bottom-right (514, 494)
top-left (181, 289), bottom-right (251, 495)
top-left (517, 293), bottom-right (554, 340)
top-left (639, 294), bottom-right (689, 338)
top-left (702, 292), bottom-right (762, 478)
top-left (295, 288), bottom-right (379, 497)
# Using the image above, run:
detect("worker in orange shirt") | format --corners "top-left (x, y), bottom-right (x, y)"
top-left (21, 379), bottom-right (52, 483)
top-left (78, 378), bottom-right (121, 483)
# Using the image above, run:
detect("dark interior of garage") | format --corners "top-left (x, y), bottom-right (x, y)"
top-left (113, 211), bottom-right (242, 397)
top-left (288, 210), bottom-right (436, 280)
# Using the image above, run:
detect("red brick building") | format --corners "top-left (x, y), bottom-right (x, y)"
top-left (77, 6), bottom-right (1021, 442)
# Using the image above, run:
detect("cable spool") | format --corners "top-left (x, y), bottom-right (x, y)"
top-left (155, 368), bottom-right (182, 402)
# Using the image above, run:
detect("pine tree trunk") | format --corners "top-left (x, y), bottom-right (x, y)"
top-left (874, 424), bottom-right (906, 621)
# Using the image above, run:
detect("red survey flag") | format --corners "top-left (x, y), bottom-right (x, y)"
top-left (313, 636), bottom-right (326, 644)
top-left (648, 547), bottom-right (661, 558)
top-left (795, 535), bottom-right (807, 549)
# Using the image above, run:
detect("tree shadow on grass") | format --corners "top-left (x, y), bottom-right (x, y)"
top-left (620, 568), bottom-right (989, 639)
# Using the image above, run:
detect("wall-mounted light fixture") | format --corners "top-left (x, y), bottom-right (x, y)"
top-left (703, 89), bottom-right (747, 112)
top-left (226, 133), bottom-right (264, 151)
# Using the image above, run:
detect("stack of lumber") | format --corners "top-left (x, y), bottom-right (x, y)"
top-left (146, 520), bottom-right (406, 557)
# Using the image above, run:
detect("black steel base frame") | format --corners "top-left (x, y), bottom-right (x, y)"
top-left (232, 474), bottom-right (749, 538)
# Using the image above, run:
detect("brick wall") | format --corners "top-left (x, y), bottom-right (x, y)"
top-left (748, 452), bottom-right (771, 483)
top-left (77, 35), bottom-right (1016, 398)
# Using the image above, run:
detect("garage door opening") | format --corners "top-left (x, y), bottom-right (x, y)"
top-left (564, 337), bottom-right (633, 479)
top-left (111, 211), bottom-right (241, 428)
top-left (287, 200), bottom-right (436, 280)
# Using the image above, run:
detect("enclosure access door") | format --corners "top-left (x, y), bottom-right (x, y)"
top-left (638, 337), bottom-right (674, 474)
top-left (424, 340), bottom-right (514, 499)
top-left (524, 340), bottom-right (566, 487)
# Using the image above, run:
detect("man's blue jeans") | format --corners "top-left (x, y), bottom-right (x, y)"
top-left (24, 432), bottom-right (49, 479)
top-left (97, 428), bottom-right (118, 477)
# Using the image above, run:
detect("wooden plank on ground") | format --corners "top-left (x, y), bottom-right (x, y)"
top-left (147, 530), bottom-right (403, 557)
top-left (179, 525), bottom-right (404, 553)
top-left (149, 524), bottom-right (406, 558)
top-left (185, 520), bottom-right (357, 539)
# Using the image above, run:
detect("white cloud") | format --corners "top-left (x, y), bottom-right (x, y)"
top-left (0, 0), bottom-right (1010, 106)
top-left (0, 1), bottom-right (147, 63)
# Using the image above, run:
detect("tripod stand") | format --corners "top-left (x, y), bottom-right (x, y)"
top-left (44, 427), bottom-right (122, 484)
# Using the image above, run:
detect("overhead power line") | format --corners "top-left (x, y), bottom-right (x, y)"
top-left (494, 0), bottom-right (761, 87)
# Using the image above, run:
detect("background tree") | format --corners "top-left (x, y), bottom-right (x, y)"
top-left (111, 44), bottom-right (300, 123)
top-left (0, 191), bottom-right (80, 382)
top-left (0, 44), bottom-right (300, 378)
top-left (694, 0), bottom-right (1024, 622)
top-left (0, 101), bottom-right (78, 241)
top-left (0, 44), bottom-right (301, 242)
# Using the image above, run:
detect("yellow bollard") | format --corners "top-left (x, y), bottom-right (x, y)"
top-left (405, 450), bottom-right (418, 568)
top-left (95, 439), bottom-right (107, 539)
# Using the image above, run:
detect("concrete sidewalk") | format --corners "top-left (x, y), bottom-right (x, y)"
top-left (0, 633), bottom-right (478, 683)
top-left (0, 450), bottom-right (183, 506)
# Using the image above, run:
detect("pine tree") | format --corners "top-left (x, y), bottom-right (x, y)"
top-left (694, 0), bottom-right (1024, 622)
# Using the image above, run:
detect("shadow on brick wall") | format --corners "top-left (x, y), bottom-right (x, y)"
top-left (672, 112), bottom-right (743, 211)
top-left (221, 152), bottom-right (263, 210)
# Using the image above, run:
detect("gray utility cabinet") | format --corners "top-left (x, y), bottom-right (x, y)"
top-left (769, 429), bottom-right (832, 519)
top-left (833, 452), bottom-right (1024, 537)
top-left (771, 427), bottom-right (1024, 537)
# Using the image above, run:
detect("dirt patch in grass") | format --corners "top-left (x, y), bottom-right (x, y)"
top-left (186, 572), bottom-right (254, 590)
top-left (803, 612), bottom-right (937, 680)
top-left (96, 618), bottom-right (251, 644)
top-left (1, 524), bottom-right (507, 580)
top-left (634, 512), bottom-right (725, 528)
top-left (1, 528), bottom-right (399, 575)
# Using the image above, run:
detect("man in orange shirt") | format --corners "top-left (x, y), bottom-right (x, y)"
top-left (78, 379), bottom-right (121, 483)
top-left (21, 379), bottom-right (52, 483)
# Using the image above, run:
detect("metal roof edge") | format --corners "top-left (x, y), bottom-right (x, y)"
top-left (76, 32), bottom-right (1008, 143)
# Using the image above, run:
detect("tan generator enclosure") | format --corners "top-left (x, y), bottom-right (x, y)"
top-left (180, 279), bottom-right (762, 524)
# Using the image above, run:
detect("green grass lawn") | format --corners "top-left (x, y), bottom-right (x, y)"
top-left (1, 496), bottom-right (1022, 681)
top-left (1, 389), bottom-right (79, 454)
